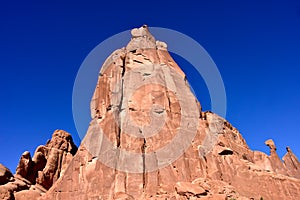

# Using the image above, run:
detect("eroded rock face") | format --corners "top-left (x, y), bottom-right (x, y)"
top-left (16, 151), bottom-right (34, 183)
top-left (0, 186), bottom-right (14, 200)
top-left (0, 130), bottom-right (77, 200)
top-left (35, 130), bottom-right (78, 189)
top-left (40, 25), bottom-right (300, 200)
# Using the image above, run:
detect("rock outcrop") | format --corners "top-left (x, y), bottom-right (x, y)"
top-left (283, 147), bottom-right (300, 179)
top-left (1, 25), bottom-right (299, 199)
top-left (39, 25), bottom-right (300, 200)
top-left (0, 130), bottom-right (77, 200)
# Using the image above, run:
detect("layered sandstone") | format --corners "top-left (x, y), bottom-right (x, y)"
top-left (0, 130), bottom-right (77, 200)
top-left (39, 25), bottom-right (300, 200)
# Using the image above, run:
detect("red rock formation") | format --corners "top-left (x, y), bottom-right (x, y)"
top-left (40, 25), bottom-right (300, 200)
top-left (35, 130), bottom-right (77, 190)
top-left (0, 130), bottom-right (77, 200)
top-left (283, 147), bottom-right (300, 179)
top-left (1, 25), bottom-right (299, 199)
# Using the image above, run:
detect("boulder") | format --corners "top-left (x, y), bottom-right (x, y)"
top-left (0, 164), bottom-right (13, 185)
top-left (14, 190), bottom-right (41, 200)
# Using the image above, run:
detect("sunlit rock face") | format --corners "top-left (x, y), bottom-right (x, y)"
top-left (2, 25), bottom-right (299, 200)
top-left (40, 25), bottom-right (300, 200)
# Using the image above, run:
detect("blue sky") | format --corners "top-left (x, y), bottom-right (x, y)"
top-left (0, 0), bottom-right (299, 172)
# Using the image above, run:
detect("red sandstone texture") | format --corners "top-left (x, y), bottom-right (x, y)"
top-left (1, 25), bottom-right (300, 199)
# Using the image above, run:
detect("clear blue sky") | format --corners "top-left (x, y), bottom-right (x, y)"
top-left (0, 0), bottom-right (299, 172)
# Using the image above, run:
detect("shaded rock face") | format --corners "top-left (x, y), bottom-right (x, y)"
top-left (39, 25), bottom-right (300, 200)
top-left (0, 164), bottom-right (13, 185)
top-left (0, 130), bottom-right (77, 200)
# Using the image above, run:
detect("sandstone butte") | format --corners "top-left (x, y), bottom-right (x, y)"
top-left (1, 25), bottom-right (300, 200)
